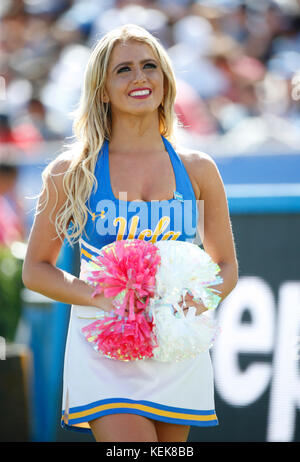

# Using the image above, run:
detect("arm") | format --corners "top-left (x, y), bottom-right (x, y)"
top-left (22, 156), bottom-right (114, 312)
top-left (182, 152), bottom-right (239, 314)
top-left (199, 154), bottom-right (239, 301)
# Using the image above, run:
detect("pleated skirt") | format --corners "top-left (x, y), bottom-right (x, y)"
top-left (61, 304), bottom-right (218, 433)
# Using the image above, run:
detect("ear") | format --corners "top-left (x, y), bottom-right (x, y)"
top-left (102, 90), bottom-right (110, 103)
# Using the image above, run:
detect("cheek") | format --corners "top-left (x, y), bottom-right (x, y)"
top-left (106, 77), bottom-right (129, 100)
top-left (155, 73), bottom-right (165, 97)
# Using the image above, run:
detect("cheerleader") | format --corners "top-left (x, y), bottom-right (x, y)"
top-left (22, 24), bottom-right (238, 442)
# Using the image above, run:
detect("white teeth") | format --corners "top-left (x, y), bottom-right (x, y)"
top-left (130, 90), bottom-right (151, 96)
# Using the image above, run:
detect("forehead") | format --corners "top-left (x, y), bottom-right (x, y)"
top-left (108, 40), bottom-right (157, 68)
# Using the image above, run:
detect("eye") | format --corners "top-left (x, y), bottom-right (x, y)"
top-left (117, 66), bottom-right (131, 74)
top-left (117, 66), bottom-right (130, 74)
top-left (144, 62), bottom-right (157, 69)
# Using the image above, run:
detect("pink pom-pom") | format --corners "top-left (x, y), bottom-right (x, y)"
top-left (87, 239), bottom-right (161, 320)
top-left (81, 312), bottom-right (158, 361)
top-left (81, 239), bottom-right (161, 360)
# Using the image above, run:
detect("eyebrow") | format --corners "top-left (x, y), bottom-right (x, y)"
top-left (112, 58), bottom-right (157, 72)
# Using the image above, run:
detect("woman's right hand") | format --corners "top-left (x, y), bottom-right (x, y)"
top-left (92, 292), bottom-right (147, 317)
top-left (92, 292), bottom-right (116, 314)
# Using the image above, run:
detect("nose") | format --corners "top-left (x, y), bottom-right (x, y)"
top-left (133, 65), bottom-right (146, 83)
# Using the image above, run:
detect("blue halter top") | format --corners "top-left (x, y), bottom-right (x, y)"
top-left (79, 136), bottom-right (198, 262)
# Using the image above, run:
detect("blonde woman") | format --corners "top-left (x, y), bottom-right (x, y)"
top-left (22, 24), bottom-right (238, 442)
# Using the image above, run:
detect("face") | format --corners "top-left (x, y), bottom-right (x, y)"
top-left (103, 40), bottom-right (165, 118)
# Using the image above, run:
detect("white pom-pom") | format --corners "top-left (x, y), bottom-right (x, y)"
top-left (149, 241), bottom-right (222, 361)
top-left (153, 240), bottom-right (222, 310)
top-left (151, 301), bottom-right (219, 362)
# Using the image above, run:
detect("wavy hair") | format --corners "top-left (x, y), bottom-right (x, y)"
top-left (38, 24), bottom-right (179, 246)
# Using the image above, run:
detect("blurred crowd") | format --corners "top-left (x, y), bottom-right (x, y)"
top-left (1, 0), bottom-right (300, 154)
top-left (1, 0), bottom-right (300, 245)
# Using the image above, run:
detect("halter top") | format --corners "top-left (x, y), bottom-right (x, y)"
top-left (79, 136), bottom-right (198, 262)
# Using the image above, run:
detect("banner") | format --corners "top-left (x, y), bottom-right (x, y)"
top-left (190, 214), bottom-right (300, 442)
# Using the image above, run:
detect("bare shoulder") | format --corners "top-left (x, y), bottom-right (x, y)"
top-left (176, 145), bottom-right (216, 168)
top-left (175, 145), bottom-right (221, 199)
top-left (44, 150), bottom-right (74, 178)
top-left (38, 150), bottom-right (76, 211)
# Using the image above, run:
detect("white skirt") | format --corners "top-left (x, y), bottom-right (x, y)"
top-left (61, 304), bottom-right (218, 433)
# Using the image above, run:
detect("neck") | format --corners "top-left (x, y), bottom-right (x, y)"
top-left (109, 111), bottom-right (164, 155)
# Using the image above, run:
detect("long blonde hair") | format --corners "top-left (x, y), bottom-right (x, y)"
top-left (39, 24), bottom-right (179, 246)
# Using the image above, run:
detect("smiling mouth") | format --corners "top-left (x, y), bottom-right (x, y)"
top-left (128, 89), bottom-right (152, 99)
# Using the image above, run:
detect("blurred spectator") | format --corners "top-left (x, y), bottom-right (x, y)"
top-left (0, 105), bottom-right (44, 155)
top-left (89, 3), bottom-right (171, 47)
top-left (0, 113), bottom-right (14, 144)
top-left (9, 98), bottom-right (60, 150)
top-left (0, 163), bottom-right (25, 247)
top-left (175, 79), bottom-right (218, 135)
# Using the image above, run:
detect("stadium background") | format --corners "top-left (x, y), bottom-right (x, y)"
top-left (0, 0), bottom-right (300, 442)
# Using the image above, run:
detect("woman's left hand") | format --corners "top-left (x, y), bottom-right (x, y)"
top-left (179, 292), bottom-right (208, 316)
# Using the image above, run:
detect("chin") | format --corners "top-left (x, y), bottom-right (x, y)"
top-left (112, 106), bottom-right (157, 119)
top-left (128, 100), bottom-right (161, 115)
